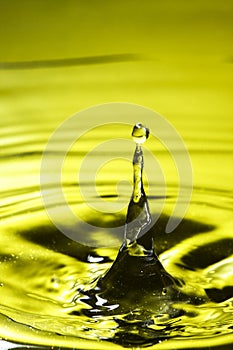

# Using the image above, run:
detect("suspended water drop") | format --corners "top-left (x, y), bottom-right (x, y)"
top-left (132, 123), bottom-right (149, 145)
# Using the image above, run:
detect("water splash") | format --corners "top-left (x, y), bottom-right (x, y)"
top-left (80, 124), bottom-right (206, 323)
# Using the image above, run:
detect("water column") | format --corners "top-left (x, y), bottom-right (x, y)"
top-left (86, 123), bottom-right (189, 318)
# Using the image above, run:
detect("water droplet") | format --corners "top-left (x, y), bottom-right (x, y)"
top-left (162, 288), bottom-right (167, 296)
top-left (51, 276), bottom-right (60, 289)
top-left (132, 123), bottom-right (149, 144)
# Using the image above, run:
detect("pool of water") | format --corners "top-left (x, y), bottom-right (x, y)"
top-left (0, 120), bottom-right (233, 349)
top-left (0, 1), bottom-right (232, 349)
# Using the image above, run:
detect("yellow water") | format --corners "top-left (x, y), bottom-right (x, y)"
top-left (0, 1), bottom-right (233, 349)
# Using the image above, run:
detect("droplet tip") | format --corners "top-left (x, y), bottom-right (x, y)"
top-left (132, 123), bottom-right (149, 144)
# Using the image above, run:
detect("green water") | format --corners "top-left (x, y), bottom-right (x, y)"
top-left (0, 1), bottom-right (233, 349)
top-left (1, 119), bottom-right (232, 349)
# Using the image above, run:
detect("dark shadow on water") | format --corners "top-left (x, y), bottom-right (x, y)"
top-left (17, 225), bottom-right (107, 263)
top-left (205, 286), bottom-right (233, 303)
top-left (18, 213), bottom-right (216, 262)
top-left (180, 239), bottom-right (233, 269)
top-left (0, 53), bottom-right (140, 70)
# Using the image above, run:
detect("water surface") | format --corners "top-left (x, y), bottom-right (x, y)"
top-left (0, 1), bottom-right (232, 349)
